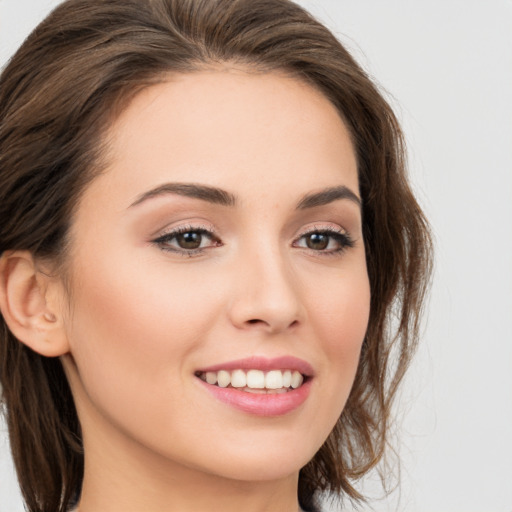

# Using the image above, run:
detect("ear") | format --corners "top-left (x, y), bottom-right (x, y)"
top-left (0, 251), bottom-right (70, 357)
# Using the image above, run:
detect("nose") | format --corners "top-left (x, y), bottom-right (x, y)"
top-left (227, 246), bottom-right (304, 334)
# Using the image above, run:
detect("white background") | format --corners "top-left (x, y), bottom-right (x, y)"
top-left (1, 1), bottom-right (511, 511)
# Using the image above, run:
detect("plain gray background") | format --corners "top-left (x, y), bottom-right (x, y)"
top-left (1, 1), bottom-right (511, 511)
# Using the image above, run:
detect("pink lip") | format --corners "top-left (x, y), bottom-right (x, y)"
top-left (197, 378), bottom-right (312, 417)
top-left (196, 356), bottom-right (315, 377)
top-left (195, 356), bottom-right (314, 417)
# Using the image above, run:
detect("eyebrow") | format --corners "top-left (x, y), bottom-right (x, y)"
top-left (296, 185), bottom-right (361, 210)
top-left (129, 182), bottom-right (361, 210)
top-left (129, 183), bottom-right (236, 208)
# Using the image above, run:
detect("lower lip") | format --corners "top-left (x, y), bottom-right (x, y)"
top-left (198, 378), bottom-right (312, 417)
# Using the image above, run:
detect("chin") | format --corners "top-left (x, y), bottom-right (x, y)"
top-left (201, 452), bottom-right (312, 483)
top-left (169, 425), bottom-right (326, 483)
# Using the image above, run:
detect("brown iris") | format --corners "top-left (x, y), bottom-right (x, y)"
top-left (176, 231), bottom-right (203, 249)
top-left (305, 233), bottom-right (329, 250)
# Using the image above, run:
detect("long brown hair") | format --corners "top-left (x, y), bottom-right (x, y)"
top-left (0, 1), bottom-right (432, 511)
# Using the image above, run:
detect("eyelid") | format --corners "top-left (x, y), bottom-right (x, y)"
top-left (152, 222), bottom-right (216, 239)
top-left (151, 222), bottom-right (221, 255)
top-left (294, 222), bottom-right (350, 240)
top-left (293, 223), bottom-right (355, 253)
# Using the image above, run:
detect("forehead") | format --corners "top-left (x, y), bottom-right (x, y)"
top-left (87, 70), bottom-right (359, 209)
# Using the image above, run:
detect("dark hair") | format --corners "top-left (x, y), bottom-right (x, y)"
top-left (0, 0), bottom-right (432, 511)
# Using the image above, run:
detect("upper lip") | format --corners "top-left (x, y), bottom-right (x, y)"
top-left (196, 356), bottom-right (315, 377)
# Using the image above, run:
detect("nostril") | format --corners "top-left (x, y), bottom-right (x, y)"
top-left (245, 318), bottom-right (299, 330)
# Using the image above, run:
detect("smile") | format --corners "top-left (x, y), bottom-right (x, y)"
top-left (196, 369), bottom-right (305, 393)
top-left (195, 356), bottom-right (313, 416)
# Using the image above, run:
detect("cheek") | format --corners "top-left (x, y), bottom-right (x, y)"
top-left (304, 263), bottom-right (370, 420)
top-left (62, 253), bottom-right (224, 427)
top-left (307, 259), bottom-right (370, 355)
top-left (68, 251), bottom-right (219, 355)
top-left (322, 281), bottom-right (370, 359)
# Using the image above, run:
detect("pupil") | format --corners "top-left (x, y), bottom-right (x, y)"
top-left (307, 233), bottom-right (329, 250)
top-left (177, 232), bottom-right (202, 249)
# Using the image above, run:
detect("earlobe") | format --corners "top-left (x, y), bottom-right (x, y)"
top-left (0, 251), bottom-right (70, 357)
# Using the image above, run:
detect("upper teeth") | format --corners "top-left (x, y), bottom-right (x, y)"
top-left (198, 369), bottom-right (304, 390)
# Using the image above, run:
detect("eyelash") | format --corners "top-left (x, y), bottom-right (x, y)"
top-left (152, 225), bottom-right (354, 257)
top-left (152, 224), bottom-right (221, 257)
top-left (293, 226), bottom-right (355, 256)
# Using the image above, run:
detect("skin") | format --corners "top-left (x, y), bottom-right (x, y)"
top-left (51, 70), bottom-right (371, 512)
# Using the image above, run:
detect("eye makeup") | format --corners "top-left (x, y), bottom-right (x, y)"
top-left (150, 221), bottom-right (355, 259)
top-left (152, 224), bottom-right (222, 256)
top-left (292, 225), bottom-right (355, 256)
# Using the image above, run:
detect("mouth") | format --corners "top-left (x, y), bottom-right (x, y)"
top-left (194, 356), bottom-right (313, 416)
top-left (195, 368), bottom-right (306, 394)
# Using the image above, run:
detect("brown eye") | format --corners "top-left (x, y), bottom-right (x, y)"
top-left (305, 233), bottom-right (329, 250)
top-left (294, 229), bottom-right (354, 254)
top-left (153, 227), bottom-right (220, 254)
top-left (176, 231), bottom-right (203, 249)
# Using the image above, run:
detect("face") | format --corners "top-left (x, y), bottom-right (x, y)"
top-left (60, 70), bottom-right (370, 483)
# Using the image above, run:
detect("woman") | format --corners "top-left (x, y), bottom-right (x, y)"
top-left (0, 0), bottom-right (432, 511)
